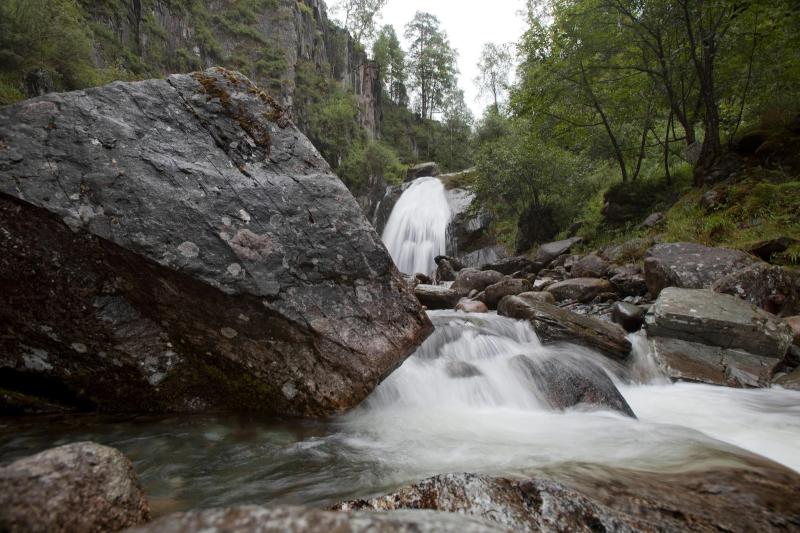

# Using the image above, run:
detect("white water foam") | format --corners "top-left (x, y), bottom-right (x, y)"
top-left (382, 177), bottom-right (451, 275)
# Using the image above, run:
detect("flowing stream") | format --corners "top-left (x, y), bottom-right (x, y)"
top-left (382, 177), bottom-right (451, 275)
top-left (2, 311), bottom-right (799, 516)
top-left (2, 178), bottom-right (800, 517)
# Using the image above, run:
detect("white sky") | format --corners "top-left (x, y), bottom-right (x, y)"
top-left (332, 0), bottom-right (529, 118)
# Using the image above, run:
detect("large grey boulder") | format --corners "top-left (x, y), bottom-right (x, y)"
top-left (458, 245), bottom-right (508, 269)
top-left (510, 355), bottom-right (636, 417)
top-left (546, 278), bottom-right (614, 303)
top-left (336, 465), bottom-right (800, 533)
top-left (0, 442), bottom-right (149, 532)
top-left (0, 69), bottom-right (432, 415)
top-left (129, 505), bottom-right (508, 533)
top-left (712, 262), bottom-right (800, 316)
top-left (643, 242), bottom-right (754, 297)
top-left (532, 237), bottom-right (583, 268)
top-left (481, 256), bottom-right (537, 275)
top-left (499, 296), bottom-right (631, 361)
top-left (645, 288), bottom-right (793, 359)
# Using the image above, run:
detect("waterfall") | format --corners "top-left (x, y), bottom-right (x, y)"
top-left (382, 177), bottom-right (452, 275)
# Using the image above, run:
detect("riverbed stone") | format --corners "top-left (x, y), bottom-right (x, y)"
top-left (0, 442), bottom-right (149, 532)
top-left (645, 288), bottom-right (794, 359)
top-left (649, 336), bottom-right (782, 387)
top-left (784, 316), bottom-right (800, 345)
top-left (451, 268), bottom-right (505, 295)
top-left (532, 237), bottom-right (583, 269)
top-left (546, 278), bottom-right (614, 303)
top-left (570, 254), bottom-right (609, 279)
top-left (434, 258), bottom-right (457, 282)
top-left (414, 285), bottom-right (460, 310)
top-left (336, 463), bottom-right (800, 533)
top-left (510, 355), bottom-right (635, 417)
top-left (643, 242), bottom-right (755, 297)
top-left (712, 262), bottom-right (800, 316)
top-left (455, 298), bottom-right (489, 314)
top-left (515, 291), bottom-right (556, 305)
top-left (481, 256), bottom-right (537, 275)
top-left (612, 302), bottom-right (646, 332)
top-left (0, 69), bottom-right (431, 416)
top-left (129, 505), bottom-right (508, 533)
top-left (609, 264), bottom-right (648, 297)
top-left (499, 296), bottom-right (631, 361)
top-left (482, 278), bottom-right (533, 308)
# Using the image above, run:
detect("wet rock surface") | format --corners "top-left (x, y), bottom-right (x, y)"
top-left (612, 302), bottom-right (646, 332)
top-left (336, 463), bottom-right (800, 533)
top-left (129, 505), bottom-right (508, 533)
top-left (643, 242), bottom-right (754, 297)
top-left (499, 296), bottom-right (631, 361)
top-left (0, 442), bottom-right (149, 533)
top-left (532, 237), bottom-right (583, 269)
top-left (510, 355), bottom-right (636, 417)
top-left (0, 69), bottom-right (431, 415)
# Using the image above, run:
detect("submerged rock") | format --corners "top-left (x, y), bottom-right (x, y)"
top-left (336, 464), bottom-right (800, 533)
top-left (445, 361), bottom-right (484, 379)
top-left (0, 69), bottom-right (431, 415)
top-left (498, 296), bottom-right (631, 361)
top-left (129, 505), bottom-right (508, 533)
top-left (643, 242), bottom-right (754, 297)
top-left (0, 442), bottom-right (149, 532)
top-left (510, 355), bottom-right (635, 417)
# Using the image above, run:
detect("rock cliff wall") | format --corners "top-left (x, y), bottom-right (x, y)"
top-left (83, 0), bottom-right (380, 138)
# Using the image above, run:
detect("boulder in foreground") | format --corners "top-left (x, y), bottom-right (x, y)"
top-left (128, 505), bottom-right (508, 533)
top-left (0, 442), bottom-right (149, 533)
top-left (0, 68), bottom-right (432, 416)
top-left (336, 463), bottom-right (800, 533)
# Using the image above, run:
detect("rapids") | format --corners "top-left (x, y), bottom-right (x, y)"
top-left (2, 311), bottom-right (799, 516)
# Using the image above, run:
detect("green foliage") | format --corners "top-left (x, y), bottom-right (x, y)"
top-left (0, 0), bottom-right (120, 103)
top-left (404, 11), bottom-right (458, 120)
top-left (339, 140), bottom-right (406, 193)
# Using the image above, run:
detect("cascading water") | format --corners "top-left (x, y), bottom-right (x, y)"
top-left (382, 177), bottom-right (451, 275)
top-left (3, 194), bottom-right (799, 515)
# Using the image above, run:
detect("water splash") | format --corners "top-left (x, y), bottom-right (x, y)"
top-left (382, 177), bottom-right (451, 275)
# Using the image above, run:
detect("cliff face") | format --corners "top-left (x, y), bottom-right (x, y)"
top-left (83, 0), bottom-right (380, 137)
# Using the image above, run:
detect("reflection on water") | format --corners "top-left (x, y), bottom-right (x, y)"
top-left (2, 311), bottom-right (799, 516)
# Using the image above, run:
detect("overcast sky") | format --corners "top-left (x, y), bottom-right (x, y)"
top-left (333, 0), bottom-right (529, 118)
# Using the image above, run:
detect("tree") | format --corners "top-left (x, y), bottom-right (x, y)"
top-left (372, 25), bottom-right (407, 106)
top-left (332, 0), bottom-right (388, 44)
top-left (435, 89), bottom-right (474, 171)
top-left (475, 42), bottom-right (513, 111)
top-left (404, 11), bottom-right (458, 120)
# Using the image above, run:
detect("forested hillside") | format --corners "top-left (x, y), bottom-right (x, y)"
top-left (468, 0), bottom-right (800, 262)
